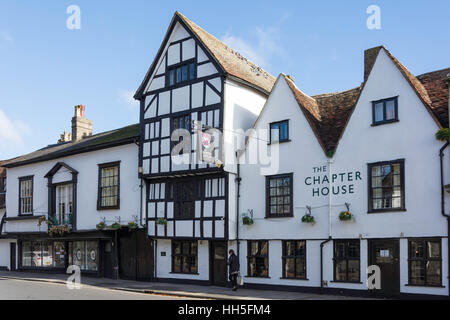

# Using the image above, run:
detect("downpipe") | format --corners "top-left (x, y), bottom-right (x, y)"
top-left (439, 141), bottom-right (449, 298)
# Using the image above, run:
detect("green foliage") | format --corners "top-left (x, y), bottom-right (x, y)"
top-left (326, 149), bottom-right (335, 158)
top-left (156, 218), bottom-right (167, 225)
top-left (435, 128), bottom-right (450, 141)
top-left (242, 216), bottom-right (254, 225)
top-left (301, 214), bottom-right (315, 223)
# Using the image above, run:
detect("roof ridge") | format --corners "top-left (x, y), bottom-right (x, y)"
top-left (416, 67), bottom-right (450, 78)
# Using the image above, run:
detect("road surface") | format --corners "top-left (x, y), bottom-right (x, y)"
top-left (0, 278), bottom-right (194, 300)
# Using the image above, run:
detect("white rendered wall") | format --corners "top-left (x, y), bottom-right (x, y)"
top-left (5, 143), bottom-right (140, 232)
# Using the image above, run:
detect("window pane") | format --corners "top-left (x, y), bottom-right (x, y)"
top-left (260, 241), bottom-right (268, 256)
top-left (296, 258), bottom-right (306, 278)
top-left (53, 242), bottom-right (65, 268)
top-left (428, 242), bottom-right (440, 258)
top-left (426, 261), bottom-right (441, 286)
top-left (22, 242), bottom-right (32, 267)
top-left (374, 102), bottom-right (384, 122)
top-left (347, 260), bottom-right (360, 282)
top-left (176, 67), bottom-right (182, 83)
top-left (181, 65), bottom-right (188, 81)
top-left (410, 241), bottom-right (425, 258)
top-left (410, 261), bottom-right (425, 285)
top-left (385, 100), bottom-right (396, 120)
top-left (189, 63), bottom-right (196, 80)
top-left (279, 121), bottom-right (288, 140)
top-left (42, 242), bottom-right (53, 267)
top-left (86, 241), bottom-right (98, 271)
top-left (284, 258), bottom-right (295, 278)
top-left (32, 242), bottom-right (42, 267)
top-left (335, 260), bottom-right (347, 281)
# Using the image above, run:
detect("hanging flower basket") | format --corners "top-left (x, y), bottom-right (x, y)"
top-left (111, 222), bottom-right (122, 230)
top-left (48, 225), bottom-right (70, 237)
top-left (96, 222), bottom-right (106, 230)
top-left (301, 214), bottom-right (315, 224)
top-left (339, 211), bottom-right (353, 221)
top-left (156, 218), bottom-right (167, 225)
top-left (128, 221), bottom-right (139, 230)
top-left (242, 216), bottom-right (254, 225)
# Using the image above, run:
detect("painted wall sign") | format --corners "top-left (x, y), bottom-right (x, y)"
top-left (304, 166), bottom-right (363, 197)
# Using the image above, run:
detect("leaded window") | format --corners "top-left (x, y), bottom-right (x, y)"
top-left (408, 239), bottom-right (442, 286)
top-left (266, 174), bottom-right (293, 217)
top-left (98, 162), bottom-right (120, 209)
top-left (247, 241), bottom-right (269, 277)
top-left (172, 240), bottom-right (198, 274)
top-left (368, 160), bottom-right (404, 212)
top-left (334, 240), bottom-right (360, 283)
top-left (282, 241), bottom-right (306, 279)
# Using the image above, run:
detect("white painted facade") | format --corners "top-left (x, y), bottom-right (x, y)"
top-left (236, 48), bottom-right (450, 297)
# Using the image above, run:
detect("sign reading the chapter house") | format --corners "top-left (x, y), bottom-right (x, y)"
top-left (304, 166), bottom-right (362, 197)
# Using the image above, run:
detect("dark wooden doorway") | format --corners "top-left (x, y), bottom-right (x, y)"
top-left (119, 229), bottom-right (154, 281)
top-left (210, 241), bottom-right (228, 286)
top-left (10, 243), bottom-right (16, 271)
top-left (369, 239), bottom-right (400, 298)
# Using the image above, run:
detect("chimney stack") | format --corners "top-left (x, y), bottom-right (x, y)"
top-left (364, 46), bottom-right (383, 82)
top-left (71, 105), bottom-right (92, 141)
top-left (57, 131), bottom-right (72, 143)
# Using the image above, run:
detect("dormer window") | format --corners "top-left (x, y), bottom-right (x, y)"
top-left (167, 60), bottom-right (196, 87)
top-left (372, 97), bottom-right (398, 126)
top-left (270, 120), bottom-right (289, 143)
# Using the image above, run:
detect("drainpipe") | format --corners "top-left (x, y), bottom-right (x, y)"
top-left (320, 159), bottom-right (334, 294)
top-left (236, 161), bottom-right (241, 260)
top-left (439, 141), bottom-right (449, 298)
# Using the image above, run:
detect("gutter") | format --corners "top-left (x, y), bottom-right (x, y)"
top-left (236, 161), bottom-right (241, 260)
top-left (439, 141), bottom-right (449, 298)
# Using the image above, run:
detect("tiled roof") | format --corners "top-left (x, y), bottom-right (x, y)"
top-left (417, 68), bottom-right (450, 128)
top-left (177, 12), bottom-right (276, 94)
top-left (284, 47), bottom-right (448, 155)
top-left (285, 75), bottom-right (362, 154)
top-left (3, 124), bottom-right (139, 168)
top-left (135, 12), bottom-right (276, 98)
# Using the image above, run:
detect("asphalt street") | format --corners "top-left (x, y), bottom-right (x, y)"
top-left (0, 278), bottom-right (193, 300)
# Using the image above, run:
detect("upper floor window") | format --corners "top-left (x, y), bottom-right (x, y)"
top-left (167, 61), bottom-right (196, 87)
top-left (372, 97), bottom-right (398, 125)
top-left (266, 173), bottom-right (293, 218)
top-left (368, 159), bottom-right (405, 212)
top-left (97, 162), bottom-right (120, 210)
top-left (167, 180), bottom-right (201, 219)
top-left (55, 184), bottom-right (73, 226)
top-left (172, 114), bottom-right (191, 132)
top-left (270, 120), bottom-right (289, 143)
top-left (19, 176), bottom-right (33, 215)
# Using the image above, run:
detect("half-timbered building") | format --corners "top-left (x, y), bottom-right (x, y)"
top-left (134, 12), bottom-right (275, 285)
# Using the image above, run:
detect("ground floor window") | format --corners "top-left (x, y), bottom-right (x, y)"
top-left (247, 241), bottom-right (269, 277)
top-left (282, 240), bottom-right (306, 279)
top-left (68, 241), bottom-right (99, 271)
top-left (21, 241), bottom-right (66, 268)
top-left (172, 240), bottom-right (198, 274)
top-left (408, 239), bottom-right (442, 286)
top-left (334, 240), bottom-right (360, 283)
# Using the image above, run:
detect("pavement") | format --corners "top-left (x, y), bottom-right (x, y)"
top-left (0, 270), bottom-right (369, 300)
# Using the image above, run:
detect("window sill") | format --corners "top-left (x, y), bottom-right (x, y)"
top-left (330, 281), bottom-right (363, 284)
top-left (170, 272), bottom-right (200, 275)
top-left (268, 139), bottom-right (291, 145)
top-left (265, 215), bottom-right (294, 219)
top-left (280, 277), bottom-right (309, 281)
top-left (97, 206), bottom-right (120, 211)
top-left (371, 119), bottom-right (399, 127)
top-left (405, 284), bottom-right (445, 288)
top-left (245, 275), bottom-right (271, 279)
top-left (368, 208), bottom-right (406, 214)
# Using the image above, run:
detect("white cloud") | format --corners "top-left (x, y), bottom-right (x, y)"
top-left (0, 109), bottom-right (29, 147)
top-left (220, 13), bottom-right (291, 71)
top-left (118, 90), bottom-right (139, 109)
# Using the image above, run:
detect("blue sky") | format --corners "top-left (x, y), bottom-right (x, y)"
top-left (0, 0), bottom-right (449, 160)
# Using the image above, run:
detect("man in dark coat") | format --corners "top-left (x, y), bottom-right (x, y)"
top-left (227, 249), bottom-right (240, 291)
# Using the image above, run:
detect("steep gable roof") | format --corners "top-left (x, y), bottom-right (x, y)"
top-left (284, 75), bottom-right (362, 154)
top-left (135, 12), bottom-right (276, 98)
top-left (3, 124), bottom-right (139, 168)
top-left (417, 68), bottom-right (450, 128)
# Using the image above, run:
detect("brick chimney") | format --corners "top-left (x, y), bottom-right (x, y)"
top-left (364, 46), bottom-right (383, 82)
top-left (57, 131), bottom-right (72, 143)
top-left (71, 105), bottom-right (92, 141)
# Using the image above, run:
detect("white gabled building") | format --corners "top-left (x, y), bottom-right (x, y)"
top-left (0, 106), bottom-right (154, 280)
top-left (236, 46), bottom-right (450, 298)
